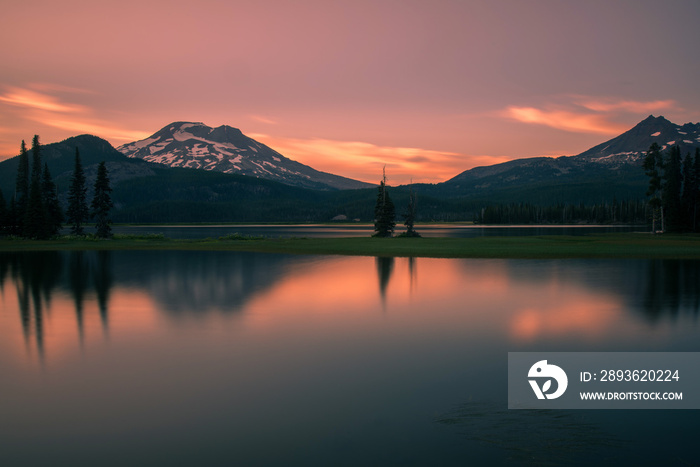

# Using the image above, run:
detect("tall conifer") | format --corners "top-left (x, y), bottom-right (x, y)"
top-left (24, 135), bottom-right (48, 238)
top-left (90, 162), bottom-right (113, 238)
top-left (682, 151), bottom-right (697, 231)
top-left (373, 167), bottom-right (396, 237)
top-left (66, 148), bottom-right (89, 235)
top-left (643, 143), bottom-right (664, 232)
top-left (402, 183), bottom-right (420, 237)
top-left (663, 146), bottom-right (683, 232)
top-left (14, 140), bottom-right (29, 233)
top-left (42, 163), bottom-right (63, 236)
top-left (0, 189), bottom-right (7, 233)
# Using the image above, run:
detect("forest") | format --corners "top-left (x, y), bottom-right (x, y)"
top-left (2, 137), bottom-right (699, 234)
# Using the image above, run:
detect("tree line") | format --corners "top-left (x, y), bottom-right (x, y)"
top-left (0, 137), bottom-right (114, 238)
top-left (475, 200), bottom-right (648, 225)
top-left (644, 143), bottom-right (700, 232)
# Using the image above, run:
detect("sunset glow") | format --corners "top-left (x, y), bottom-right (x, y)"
top-left (2, 1), bottom-right (699, 184)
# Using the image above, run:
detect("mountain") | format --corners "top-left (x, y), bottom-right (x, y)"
top-left (117, 122), bottom-right (372, 191)
top-left (430, 115), bottom-right (700, 204)
top-left (576, 115), bottom-right (700, 163)
top-left (0, 135), bottom-right (158, 197)
top-left (0, 134), bottom-right (384, 223)
top-left (2, 115), bottom-right (698, 224)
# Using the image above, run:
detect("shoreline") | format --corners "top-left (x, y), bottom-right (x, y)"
top-left (2, 233), bottom-right (700, 259)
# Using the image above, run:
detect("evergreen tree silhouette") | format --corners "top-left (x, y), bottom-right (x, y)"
top-left (14, 140), bottom-right (29, 235)
top-left (42, 163), bottom-right (63, 236)
top-left (66, 148), bottom-right (89, 235)
top-left (373, 167), bottom-right (396, 237)
top-left (91, 161), bottom-right (113, 238)
top-left (643, 143), bottom-right (664, 232)
top-left (24, 135), bottom-right (48, 239)
top-left (663, 146), bottom-right (683, 232)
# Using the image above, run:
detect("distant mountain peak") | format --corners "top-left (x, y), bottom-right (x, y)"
top-left (442, 115), bottom-right (700, 201)
top-left (576, 115), bottom-right (700, 163)
top-left (118, 122), bottom-right (371, 190)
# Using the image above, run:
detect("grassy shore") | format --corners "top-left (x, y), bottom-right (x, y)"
top-left (2, 233), bottom-right (700, 259)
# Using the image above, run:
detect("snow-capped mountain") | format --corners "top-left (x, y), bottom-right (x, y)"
top-left (576, 115), bottom-right (700, 165)
top-left (447, 115), bottom-right (700, 183)
top-left (439, 115), bottom-right (700, 203)
top-left (118, 122), bottom-right (371, 190)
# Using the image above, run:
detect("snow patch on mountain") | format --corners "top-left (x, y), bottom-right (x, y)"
top-left (118, 122), bottom-right (372, 190)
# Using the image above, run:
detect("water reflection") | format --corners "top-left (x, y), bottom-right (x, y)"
top-left (376, 256), bottom-right (394, 303)
top-left (113, 251), bottom-right (310, 315)
top-left (2, 252), bottom-right (700, 363)
top-left (94, 250), bottom-right (112, 332)
top-left (1, 251), bottom-right (700, 465)
top-left (642, 260), bottom-right (700, 321)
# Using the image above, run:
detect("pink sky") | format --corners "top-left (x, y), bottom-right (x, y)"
top-left (2, 0), bottom-right (699, 184)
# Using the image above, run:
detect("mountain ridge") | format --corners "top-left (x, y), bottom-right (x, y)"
top-left (433, 115), bottom-right (700, 203)
top-left (118, 122), bottom-right (372, 191)
top-left (1, 114), bottom-right (698, 223)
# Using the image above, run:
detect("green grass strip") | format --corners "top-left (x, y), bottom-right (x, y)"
top-left (2, 233), bottom-right (700, 259)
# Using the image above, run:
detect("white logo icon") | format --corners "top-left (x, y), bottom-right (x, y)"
top-left (528, 360), bottom-right (568, 400)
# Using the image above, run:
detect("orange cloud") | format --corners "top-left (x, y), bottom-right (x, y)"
top-left (504, 106), bottom-right (627, 135)
top-left (250, 134), bottom-right (511, 185)
top-left (0, 84), bottom-right (151, 144)
top-left (574, 97), bottom-right (677, 114)
top-left (33, 113), bottom-right (151, 142)
top-left (249, 115), bottom-right (278, 125)
top-left (0, 86), bottom-right (87, 113)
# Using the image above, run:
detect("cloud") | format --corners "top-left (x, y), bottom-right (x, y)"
top-left (503, 96), bottom-right (680, 136)
top-left (249, 134), bottom-right (512, 184)
top-left (31, 114), bottom-right (151, 142)
top-left (504, 106), bottom-right (628, 135)
top-left (574, 97), bottom-right (678, 114)
top-left (0, 86), bottom-right (87, 113)
top-left (0, 84), bottom-right (150, 145)
top-left (249, 115), bottom-right (278, 125)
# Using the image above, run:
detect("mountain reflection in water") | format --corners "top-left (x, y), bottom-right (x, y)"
top-left (1, 251), bottom-right (699, 466)
top-left (2, 251), bottom-right (700, 363)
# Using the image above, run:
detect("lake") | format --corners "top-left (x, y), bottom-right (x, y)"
top-left (1, 250), bottom-right (699, 466)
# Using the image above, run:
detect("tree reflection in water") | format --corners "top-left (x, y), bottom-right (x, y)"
top-left (0, 251), bottom-right (111, 360)
top-left (642, 260), bottom-right (700, 321)
top-left (1, 252), bottom-right (700, 362)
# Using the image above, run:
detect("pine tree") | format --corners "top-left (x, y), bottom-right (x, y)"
top-left (693, 148), bottom-right (700, 232)
top-left (24, 135), bottom-right (48, 238)
top-left (663, 146), bottom-right (683, 232)
top-left (42, 163), bottom-right (63, 236)
top-left (643, 143), bottom-right (664, 232)
top-left (24, 172), bottom-right (47, 238)
top-left (66, 148), bottom-right (89, 236)
top-left (0, 190), bottom-right (7, 233)
top-left (14, 140), bottom-right (29, 234)
top-left (401, 183), bottom-right (420, 237)
top-left (30, 135), bottom-right (42, 185)
top-left (90, 161), bottom-right (113, 238)
top-left (681, 151), bottom-right (697, 231)
top-left (373, 167), bottom-right (396, 237)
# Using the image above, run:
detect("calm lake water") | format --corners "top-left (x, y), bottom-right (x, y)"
top-left (1, 250), bottom-right (699, 466)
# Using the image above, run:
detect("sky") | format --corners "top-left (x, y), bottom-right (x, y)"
top-left (1, 0), bottom-right (700, 185)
